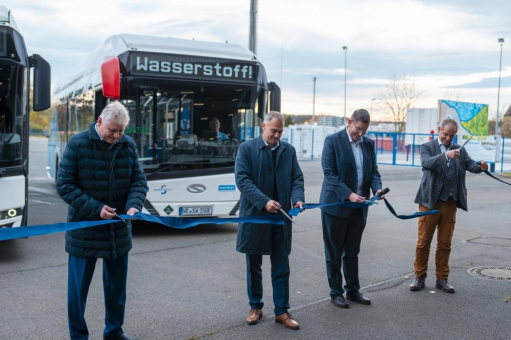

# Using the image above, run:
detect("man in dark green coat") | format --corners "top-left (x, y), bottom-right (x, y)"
top-left (235, 111), bottom-right (304, 330)
top-left (57, 101), bottom-right (147, 340)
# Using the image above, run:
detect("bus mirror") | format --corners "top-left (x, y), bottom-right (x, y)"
top-left (31, 54), bottom-right (51, 111)
top-left (269, 82), bottom-right (281, 112)
top-left (101, 56), bottom-right (120, 100)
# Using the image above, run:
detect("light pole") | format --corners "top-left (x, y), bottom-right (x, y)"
top-left (343, 46), bottom-right (348, 125)
top-left (311, 77), bottom-right (316, 160)
top-left (496, 38), bottom-right (504, 135)
top-left (371, 98), bottom-right (375, 115)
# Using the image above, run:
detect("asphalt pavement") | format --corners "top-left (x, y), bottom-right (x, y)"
top-left (0, 137), bottom-right (509, 340)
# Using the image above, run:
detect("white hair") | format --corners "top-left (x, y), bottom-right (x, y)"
top-left (263, 111), bottom-right (284, 124)
top-left (100, 101), bottom-right (130, 127)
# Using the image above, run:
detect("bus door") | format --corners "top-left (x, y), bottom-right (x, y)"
top-left (137, 89), bottom-right (157, 165)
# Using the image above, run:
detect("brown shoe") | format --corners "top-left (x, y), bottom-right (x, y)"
top-left (409, 274), bottom-right (426, 291)
top-left (246, 309), bottom-right (263, 325)
top-left (275, 312), bottom-right (300, 330)
top-left (436, 279), bottom-right (455, 293)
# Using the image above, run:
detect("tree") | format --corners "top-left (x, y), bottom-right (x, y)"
top-left (376, 75), bottom-right (423, 133)
top-left (284, 114), bottom-right (293, 127)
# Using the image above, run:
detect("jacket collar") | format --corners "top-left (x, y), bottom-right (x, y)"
top-left (256, 134), bottom-right (286, 150)
top-left (89, 121), bottom-right (129, 145)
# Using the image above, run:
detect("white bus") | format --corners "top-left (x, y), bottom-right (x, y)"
top-left (0, 6), bottom-right (51, 228)
top-left (48, 34), bottom-right (280, 218)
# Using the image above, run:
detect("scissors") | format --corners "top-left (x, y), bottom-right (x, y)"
top-left (459, 136), bottom-right (473, 150)
top-left (278, 207), bottom-right (295, 224)
top-left (113, 212), bottom-right (127, 224)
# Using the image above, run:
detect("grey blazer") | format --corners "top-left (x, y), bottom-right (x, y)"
top-left (414, 140), bottom-right (482, 211)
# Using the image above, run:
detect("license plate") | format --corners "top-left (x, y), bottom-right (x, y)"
top-left (179, 206), bottom-right (213, 216)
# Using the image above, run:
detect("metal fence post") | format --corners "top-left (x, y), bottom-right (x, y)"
top-left (311, 128), bottom-right (315, 160)
top-left (412, 133), bottom-right (416, 166)
top-left (392, 134), bottom-right (397, 165)
top-left (501, 137), bottom-right (505, 173)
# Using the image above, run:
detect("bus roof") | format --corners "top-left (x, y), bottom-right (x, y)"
top-left (54, 34), bottom-right (258, 98)
top-left (0, 6), bottom-right (21, 34)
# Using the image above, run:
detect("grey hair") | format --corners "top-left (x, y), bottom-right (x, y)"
top-left (100, 101), bottom-right (130, 127)
top-left (351, 109), bottom-right (370, 124)
top-left (263, 111), bottom-right (284, 124)
top-left (440, 118), bottom-right (458, 131)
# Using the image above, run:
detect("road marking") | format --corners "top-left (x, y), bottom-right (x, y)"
top-left (29, 199), bottom-right (60, 206)
top-left (28, 186), bottom-right (58, 196)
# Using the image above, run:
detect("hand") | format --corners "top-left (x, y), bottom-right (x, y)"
top-left (265, 200), bottom-right (281, 213)
top-left (446, 149), bottom-right (460, 160)
top-left (294, 201), bottom-right (304, 209)
top-left (100, 205), bottom-right (116, 220)
top-left (478, 160), bottom-right (489, 171)
top-left (375, 189), bottom-right (385, 200)
top-left (126, 208), bottom-right (139, 216)
top-left (348, 193), bottom-right (365, 203)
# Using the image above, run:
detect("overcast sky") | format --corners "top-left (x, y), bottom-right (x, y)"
top-left (7, 0), bottom-right (511, 120)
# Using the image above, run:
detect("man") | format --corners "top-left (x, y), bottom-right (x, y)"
top-left (235, 111), bottom-right (305, 330)
top-left (209, 117), bottom-right (229, 141)
top-left (320, 109), bottom-right (382, 309)
top-left (57, 101), bottom-right (148, 340)
top-left (410, 118), bottom-right (488, 293)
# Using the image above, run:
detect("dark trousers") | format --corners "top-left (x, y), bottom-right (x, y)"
top-left (322, 209), bottom-right (366, 298)
top-left (68, 254), bottom-right (129, 340)
top-left (246, 224), bottom-right (290, 316)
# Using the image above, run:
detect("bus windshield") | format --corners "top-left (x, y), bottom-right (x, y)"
top-left (121, 80), bottom-right (263, 175)
top-left (0, 62), bottom-right (26, 168)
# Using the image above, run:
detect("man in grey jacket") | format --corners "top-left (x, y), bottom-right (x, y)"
top-left (410, 118), bottom-right (488, 293)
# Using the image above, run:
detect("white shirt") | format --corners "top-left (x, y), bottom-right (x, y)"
top-left (263, 138), bottom-right (280, 151)
top-left (347, 127), bottom-right (364, 196)
top-left (438, 137), bottom-right (451, 167)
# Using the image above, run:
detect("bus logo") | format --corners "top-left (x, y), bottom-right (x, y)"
top-left (187, 184), bottom-right (206, 194)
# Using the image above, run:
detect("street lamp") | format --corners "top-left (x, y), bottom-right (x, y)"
top-left (371, 98), bottom-right (376, 115)
top-left (343, 46), bottom-right (348, 125)
top-left (496, 38), bottom-right (504, 135)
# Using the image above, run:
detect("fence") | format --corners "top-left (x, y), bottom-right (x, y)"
top-left (283, 126), bottom-right (511, 173)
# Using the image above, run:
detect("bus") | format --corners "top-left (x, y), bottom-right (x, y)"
top-left (48, 34), bottom-right (280, 218)
top-left (0, 6), bottom-right (51, 228)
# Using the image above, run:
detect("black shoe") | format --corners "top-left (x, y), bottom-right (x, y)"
top-left (346, 292), bottom-right (371, 305)
top-left (410, 274), bottom-right (426, 291)
top-left (104, 334), bottom-right (132, 340)
top-left (436, 279), bottom-right (455, 293)
top-left (331, 295), bottom-right (350, 308)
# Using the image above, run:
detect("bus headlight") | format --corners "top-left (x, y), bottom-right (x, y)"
top-left (1, 208), bottom-right (23, 219)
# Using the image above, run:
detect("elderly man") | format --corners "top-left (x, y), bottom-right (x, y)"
top-left (410, 118), bottom-right (488, 293)
top-left (320, 109), bottom-right (382, 308)
top-left (57, 101), bottom-right (148, 340)
top-left (235, 111), bottom-right (305, 330)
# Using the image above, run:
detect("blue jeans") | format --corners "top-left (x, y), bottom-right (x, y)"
top-left (68, 254), bottom-right (129, 340)
top-left (246, 224), bottom-right (290, 316)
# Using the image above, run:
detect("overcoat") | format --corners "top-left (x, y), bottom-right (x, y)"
top-left (235, 135), bottom-right (305, 255)
top-left (57, 122), bottom-right (148, 259)
top-left (414, 140), bottom-right (482, 211)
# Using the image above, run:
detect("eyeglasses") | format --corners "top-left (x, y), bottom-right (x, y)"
top-left (353, 126), bottom-right (368, 134)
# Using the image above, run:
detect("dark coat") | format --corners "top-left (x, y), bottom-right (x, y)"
top-left (414, 140), bottom-right (482, 211)
top-left (235, 135), bottom-right (305, 255)
top-left (319, 129), bottom-right (382, 220)
top-left (57, 122), bottom-right (148, 259)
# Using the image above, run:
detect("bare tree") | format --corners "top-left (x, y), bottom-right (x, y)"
top-left (376, 75), bottom-right (423, 133)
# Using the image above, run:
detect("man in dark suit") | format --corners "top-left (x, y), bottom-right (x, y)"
top-left (410, 118), bottom-right (488, 293)
top-left (235, 111), bottom-right (305, 330)
top-left (320, 109), bottom-right (382, 309)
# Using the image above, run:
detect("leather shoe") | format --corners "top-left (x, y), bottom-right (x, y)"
top-left (246, 308), bottom-right (263, 325)
top-left (331, 295), bottom-right (350, 308)
top-left (436, 279), bottom-right (455, 293)
top-left (104, 334), bottom-right (132, 340)
top-left (410, 274), bottom-right (426, 291)
top-left (346, 292), bottom-right (371, 305)
top-left (275, 312), bottom-right (299, 330)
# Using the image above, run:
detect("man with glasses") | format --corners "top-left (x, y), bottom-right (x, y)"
top-left (319, 109), bottom-right (383, 309)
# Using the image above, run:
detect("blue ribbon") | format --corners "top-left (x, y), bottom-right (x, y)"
top-left (0, 212), bottom-right (285, 242)
top-left (481, 170), bottom-right (511, 186)
top-left (288, 196), bottom-right (439, 220)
